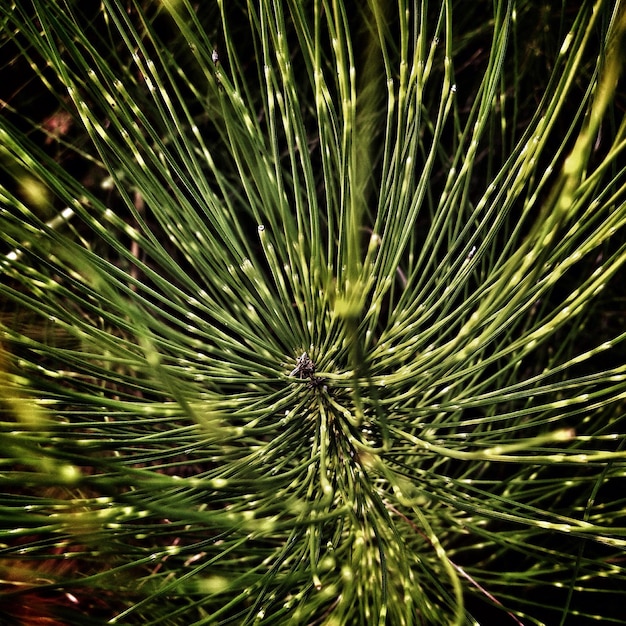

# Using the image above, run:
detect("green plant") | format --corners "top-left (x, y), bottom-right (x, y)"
top-left (1, 0), bottom-right (626, 624)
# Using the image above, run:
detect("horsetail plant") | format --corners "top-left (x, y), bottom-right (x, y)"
top-left (1, 0), bottom-right (626, 624)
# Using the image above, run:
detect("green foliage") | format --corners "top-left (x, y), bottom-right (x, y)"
top-left (1, 0), bottom-right (626, 624)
